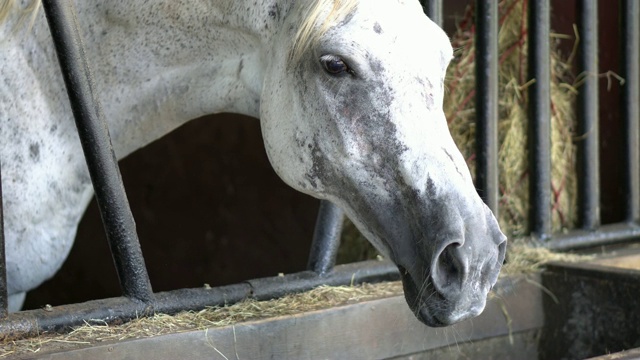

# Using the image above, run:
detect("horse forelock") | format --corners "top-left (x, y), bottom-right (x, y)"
top-left (289, 0), bottom-right (358, 63)
top-left (0, 0), bottom-right (41, 35)
top-left (0, 0), bottom-right (17, 24)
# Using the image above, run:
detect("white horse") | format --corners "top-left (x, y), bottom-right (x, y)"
top-left (0, 0), bottom-right (506, 326)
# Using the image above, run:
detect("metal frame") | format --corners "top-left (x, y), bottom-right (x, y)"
top-left (0, 0), bottom-right (639, 339)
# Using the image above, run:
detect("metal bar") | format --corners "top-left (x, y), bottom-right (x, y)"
top-left (422, 0), bottom-right (443, 27)
top-left (0, 261), bottom-right (399, 339)
top-left (0, 163), bottom-right (7, 318)
top-left (527, 0), bottom-right (552, 240)
top-left (307, 200), bottom-right (344, 275)
top-left (576, 0), bottom-right (600, 230)
top-left (41, 0), bottom-right (153, 302)
top-left (251, 260), bottom-right (398, 301)
top-left (475, 0), bottom-right (500, 214)
top-left (547, 222), bottom-right (640, 251)
top-left (621, 0), bottom-right (640, 223)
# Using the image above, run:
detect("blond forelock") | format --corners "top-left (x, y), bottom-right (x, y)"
top-left (289, 0), bottom-right (359, 63)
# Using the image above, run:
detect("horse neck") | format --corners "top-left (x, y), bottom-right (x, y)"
top-left (69, 0), bottom-right (295, 158)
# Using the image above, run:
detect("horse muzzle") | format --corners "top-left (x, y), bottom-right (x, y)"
top-left (398, 206), bottom-right (507, 327)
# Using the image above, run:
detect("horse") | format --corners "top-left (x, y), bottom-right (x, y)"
top-left (0, 0), bottom-right (507, 327)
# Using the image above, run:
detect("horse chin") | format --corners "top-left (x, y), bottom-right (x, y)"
top-left (399, 266), bottom-right (444, 327)
top-left (398, 265), bottom-right (487, 327)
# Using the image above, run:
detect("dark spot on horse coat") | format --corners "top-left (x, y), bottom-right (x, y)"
top-left (237, 59), bottom-right (244, 77)
top-left (267, 3), bottom-right (280, 20)
top-left (306, 140), bottom-right (326, 189)
top-left (373, 22), bottom-right (383, 34)
top-left (369, 58), bottom-right (385, 74)
top-left (426, 176), bottom-right (436, 198)
top-left (29, 143), bottom-right (40, 161)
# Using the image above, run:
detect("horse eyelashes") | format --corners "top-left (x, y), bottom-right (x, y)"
top-left (320, 55), bottom-right (350, 76)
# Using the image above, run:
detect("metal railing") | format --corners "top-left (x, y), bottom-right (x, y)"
top-left (0, 0), bottom-right (638, 338)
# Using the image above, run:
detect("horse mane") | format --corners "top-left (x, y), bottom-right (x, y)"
top-left (0, 0), bottom-right (41, 33)
top-left (1, 0), bottom-right (355, 61)
top-left (290, 0), bottom-right (359, 63)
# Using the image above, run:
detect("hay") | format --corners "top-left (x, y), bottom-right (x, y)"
top-left (0, 282), bottom-right (402, 358)
top-left (501, 242), bottom-right (592, 275)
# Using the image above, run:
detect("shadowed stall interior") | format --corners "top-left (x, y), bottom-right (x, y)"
top-left (24, 114), bottom-right (319, 309)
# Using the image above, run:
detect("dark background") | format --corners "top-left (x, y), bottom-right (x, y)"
top-left (24, 114), bottom-right (320, 308)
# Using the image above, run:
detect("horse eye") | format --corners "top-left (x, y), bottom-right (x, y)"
top-left (320, 55), bottom-right (350, 76)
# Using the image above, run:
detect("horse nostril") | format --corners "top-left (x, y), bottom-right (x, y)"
top-left (432, 242), bottom-right (466, 292)
top-left (498, 239), bottom-right (507, 265)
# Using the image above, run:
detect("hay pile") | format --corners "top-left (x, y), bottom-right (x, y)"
top-left (338, 0), bottom-right (578, 263)
top-left (500, 242), bottom-right (591, 275)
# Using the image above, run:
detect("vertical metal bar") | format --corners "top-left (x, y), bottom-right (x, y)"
top-left (576, 0), bottom-right (600, 230)
top-left (475, 0), bottom-right (500, 214)
top-left (307, 200), bottom-right (343, 275)
top-left (0, 165), bottom-right (8, 317)
top-left (41, 0), bottom-right (153, 302)
top-left (423, 0), bottom-right (443, 27)
top-left (621, 0), bottom-right (640, 223)
top-left (527, 0), bottom-right (552, 240)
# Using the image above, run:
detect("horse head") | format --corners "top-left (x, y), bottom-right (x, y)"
top-left (260, 0), bottom-right (506, 327)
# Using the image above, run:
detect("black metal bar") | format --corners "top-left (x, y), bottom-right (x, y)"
top-left (475, 0), bottom-right (500, 214)
top-left (0, 261), bottom-right (399, 339)
top-left (0, 163), bottom-right (7, 318)
top-left (251, 260), bottom-right (399, 301)
top-left (547, 222), bottom-right (640, 251)
top-left (41, 0), bottom-right (153, 302)
top-left (576, 0), bottom-right (600, 230)
top-left (307, 200), bottom-right (344, 275)
top-left (621, 0), bottom-right (640, 223)
top-left (422, 0), bottom-right (443, 27)
top-left (527, 0), bottom-right (552, 240)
